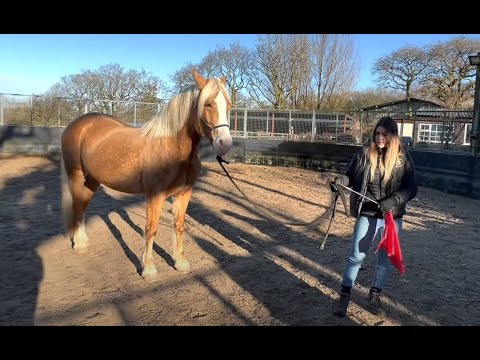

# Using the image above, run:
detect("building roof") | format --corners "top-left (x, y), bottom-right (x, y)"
top-left (415, 107), bottom-right (472, 119)
top-left (361, 97), bottom-right (441, 111)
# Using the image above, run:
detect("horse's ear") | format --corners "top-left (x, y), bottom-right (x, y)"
top-left (192, 69), bottom-right (207, 90)
top-left (219, 76), bottom-right (227, 85)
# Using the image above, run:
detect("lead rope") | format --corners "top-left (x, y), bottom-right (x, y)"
top-left (215, 156), bottom-right (349, 249)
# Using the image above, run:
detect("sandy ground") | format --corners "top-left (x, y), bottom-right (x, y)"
top-left (0, 154), bottom-right (479, 326)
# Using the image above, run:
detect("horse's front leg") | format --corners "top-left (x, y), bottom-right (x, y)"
top-left (172, 188), bottom-right (193, 273)
top-left (141, 193), bottom-right (165, 281)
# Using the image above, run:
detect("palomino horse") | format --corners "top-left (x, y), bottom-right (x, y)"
top-left (60, 70), bottom-right (233, 280)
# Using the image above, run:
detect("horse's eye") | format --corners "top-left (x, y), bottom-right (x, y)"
top-left (204, 103), bottom-right (212, 108)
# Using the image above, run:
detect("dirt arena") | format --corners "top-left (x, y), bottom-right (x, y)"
top-left (0, 154), bottom-right (479, 326)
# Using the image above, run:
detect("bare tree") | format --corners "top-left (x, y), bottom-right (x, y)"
top-left (310, 34), bottom-right (359, 111)
top-left (286, 35), bottom-right (311, 109)
top-left (423, 36), bottom-right (480, 109)
top-left (247, 34), bottom-right (310, 109)
top-left (169, 63), bottom-right (197, 95)
top-left (51, 63), bottom-right (169, 110)
top-left (372, 46), bottom-right (430, 113)
top-left (234, 92), bottom-right (256, 108)
top-left (169, 61), bottom-right (217, 95)
top-left (202, 42), bottom-right (252, 107)
top-left (344, 87), bottom-right (401, 111)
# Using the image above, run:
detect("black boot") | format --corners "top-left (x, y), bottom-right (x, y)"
top-left (368, 289), bottom-right (386, 316)
top-left (333, 291), bottom-right (351, 317)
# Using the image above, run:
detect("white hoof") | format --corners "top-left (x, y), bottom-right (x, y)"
top-left (73, 244), bottom-right (89, 254)
top-left (175, 258), bottom-right (191, 273)
top-left (141, 266), bottom-right (158, 281)
top-left (73, 227), bottom-right (89, 254)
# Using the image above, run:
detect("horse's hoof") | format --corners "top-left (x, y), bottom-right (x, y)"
top-left (73, 245), bottom-right (89, 254)
top-left (142, 273), bottom-right (159, 282)
top-left (175, 259), bottom-right (191, 273)
top-left (141, 267), bottom-right (158, 281)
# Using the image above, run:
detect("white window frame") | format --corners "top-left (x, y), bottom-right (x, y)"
top-left (418, 123), bottom-right (443, 143)
top-left (464, 123), bottom-right (472, 145)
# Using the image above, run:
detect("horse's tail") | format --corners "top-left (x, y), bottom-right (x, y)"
top-left (60, 155), bottom-right (74, 238)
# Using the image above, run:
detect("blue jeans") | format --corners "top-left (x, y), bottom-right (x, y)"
top-left (341, 216), bottom-right (403, 289)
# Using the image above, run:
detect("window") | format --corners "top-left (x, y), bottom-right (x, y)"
top-left (418, 124), bottom-right (442, 143)
top-left (418, 123), bottom-right (454, 143)
top-left (464, 123), bottom-right (472, 145)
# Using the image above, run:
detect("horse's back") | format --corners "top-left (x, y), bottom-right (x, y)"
top-left (63, 113), bottom-right (128, 137)
top-left (62, 113), bottom-right (134, 167)
top-left (62, 112), bottom-right (136, 146)
top-left (61, 113), bottom-right (148, 192)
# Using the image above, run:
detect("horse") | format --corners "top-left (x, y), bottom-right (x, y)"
top-left (60, 69), bottom-right (233, 280)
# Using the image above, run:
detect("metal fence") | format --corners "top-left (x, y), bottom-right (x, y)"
top-left (0, 93), bottom-right (475, 154)
top-left (0, 93), bottom-right (161, 127)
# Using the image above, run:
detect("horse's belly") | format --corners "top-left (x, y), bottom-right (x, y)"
top-left (90, 164), bottom-right (143, 194)
top-left (101, 178), bottom-right (143, 194)
top-left (166, 184), bottom-right (193, 198)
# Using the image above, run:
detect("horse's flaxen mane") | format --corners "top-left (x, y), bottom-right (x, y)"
top-left (140, 77), bottom-right (230, 139)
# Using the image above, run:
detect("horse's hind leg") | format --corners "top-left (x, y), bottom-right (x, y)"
top-left (141, 193), bottom-right (166, 281)
top-left (70, 170), bottom-right (99, 253)
top-left (172, 188), bottom-right (192, 273)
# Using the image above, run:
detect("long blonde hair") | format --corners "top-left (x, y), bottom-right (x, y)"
top-left (365, 117), bottom-right (403, 188)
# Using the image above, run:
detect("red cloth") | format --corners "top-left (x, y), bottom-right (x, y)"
top-left (375, 211), bottom-right (406, 275)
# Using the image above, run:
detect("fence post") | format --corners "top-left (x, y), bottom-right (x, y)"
top-left (335, 113), bottom-right (339, 142)
top-left (84, 103), bottom-right (88, 114)
top-left (311, 110), bottom-right (315, 142)
top-left (266, 110), bottom-right (269, 133)
top-left (289, 110), bottom-right (292, 140)
top-left (359, 110), bottom-right (363, 143)
top-left (440, 112), bottom-right (445, 149)
top-left (470, 53), bottom-right (480, 155)
top-left (243, 108), bottom-right (247, 138)
top-left (134, 102), bottom-right (137, 126)
top-left (0, 93), bottom-right (4, 125)
top-left (30, 96), bottom-right (33, 125)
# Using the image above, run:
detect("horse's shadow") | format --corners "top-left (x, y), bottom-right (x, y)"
top-left (0, 155), bottom-right (179, 326)
top-left (87, 187), bottom-right (175, 276)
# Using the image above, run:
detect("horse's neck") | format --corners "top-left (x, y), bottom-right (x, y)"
top-left (147, 126), bottom-right (202, 163)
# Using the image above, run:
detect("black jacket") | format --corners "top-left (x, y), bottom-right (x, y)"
top-left (345, 145), bottom-right (418, 219)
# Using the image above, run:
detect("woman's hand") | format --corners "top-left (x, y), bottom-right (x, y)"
top-left (378, 196), bottom-right (397, 212)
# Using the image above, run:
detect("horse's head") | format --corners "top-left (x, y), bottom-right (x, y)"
top-left (193, 69), bottom-right (233, 156)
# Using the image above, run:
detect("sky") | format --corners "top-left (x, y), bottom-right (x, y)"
top-left (1, 34), bottom-right (478, 95)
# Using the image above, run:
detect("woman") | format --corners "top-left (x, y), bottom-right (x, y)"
top-left (332, 116), bottom-right (417, 317)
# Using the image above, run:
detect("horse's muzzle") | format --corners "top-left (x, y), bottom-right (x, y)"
top-left (213, 132), bottom-right (233, 156)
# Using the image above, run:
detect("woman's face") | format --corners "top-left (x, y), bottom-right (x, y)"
top-left (375, 126), bottom-right (390, 149)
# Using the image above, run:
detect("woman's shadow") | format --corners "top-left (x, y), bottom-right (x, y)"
top-left (0, 155), bottom-right (62, 325)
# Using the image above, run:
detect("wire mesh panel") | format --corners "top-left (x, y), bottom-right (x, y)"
top-left (133, 103), bottom-right (161, 126)
top-left (0, 94), bottom-right (163, 128)
top-left (2, 94), bottom-right (35, 126)
top-left (0, 93), bottom-right (474, 154)
top-left (290, 111), bottom-right (313, 141)
top-left (230, 108), bottom-right (245, 137)
top-left (245, 109), bottom-right (268, 135)
top-left (267, 110), bottom-right (290, 139)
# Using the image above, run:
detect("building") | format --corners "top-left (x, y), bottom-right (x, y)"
top-left (361, 98), bottom-right (472, 150)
